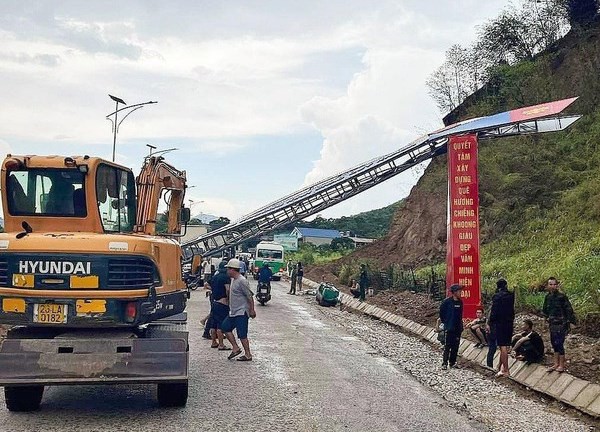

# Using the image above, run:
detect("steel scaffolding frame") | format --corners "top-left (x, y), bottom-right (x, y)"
top-left (182, 113), bottom-right (580, 259)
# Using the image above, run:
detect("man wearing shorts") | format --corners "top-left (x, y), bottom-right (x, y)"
top-left (488, 279), bottom-right (515, 377)
top-left (543, 277), bottom-right (576, 372)
top-left (222, 258), bottom-right (256, 361)
top-left (208, 261), bottom-right (231, 350)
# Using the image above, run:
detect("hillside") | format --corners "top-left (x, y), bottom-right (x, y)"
top-left (310, 19), bottom-right (600, 320)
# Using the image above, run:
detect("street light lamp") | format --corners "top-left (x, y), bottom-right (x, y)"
top-left (188, 199), bottom-right (205, 209)
top-left (188, 199), bottom-right (205, 220)
top-left (106, 95), bottom-right (158, 162)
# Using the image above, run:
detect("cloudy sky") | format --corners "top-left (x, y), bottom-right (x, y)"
top-left (0, 0), bottom-right (508, 220)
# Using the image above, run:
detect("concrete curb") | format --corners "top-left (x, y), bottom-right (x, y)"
top-left (304, 279), bottom-right (600, 417)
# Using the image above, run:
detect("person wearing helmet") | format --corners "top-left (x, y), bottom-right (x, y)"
top-left (258, 262), bottom-right (273, 285)
top-left (439, 284), bottom-right (464, 370)
top-left (221, 258), bottom-right (256, 361)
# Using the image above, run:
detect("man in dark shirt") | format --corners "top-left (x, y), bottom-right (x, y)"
top-left (208, 261), bottom-right (231, 350)
top-left (511, 319), bottom-right (545, 364)
top-left (488, 278), bottom-right (515, 378)
top-left (439, 284), bottom-right (463, 370)
top-left (258, 263), bottom-right (273, 285)
top-left (359, 264), bottom-right (369, 301)
top-left (543, 277), bottom-right (576, 372)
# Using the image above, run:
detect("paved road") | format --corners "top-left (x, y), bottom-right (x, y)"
top-left (0, 281), bottom-right (483, 431)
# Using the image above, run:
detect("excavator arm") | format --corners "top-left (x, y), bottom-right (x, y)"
top-left (135, 156), bottom-right (187, 236)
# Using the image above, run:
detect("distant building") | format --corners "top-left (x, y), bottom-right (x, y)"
top-left (291, 227), bottom-right (341, 246)
top-left (347, 236), bottom-right (375, 247)
top-left (273, 233), bottom-right (298, 251)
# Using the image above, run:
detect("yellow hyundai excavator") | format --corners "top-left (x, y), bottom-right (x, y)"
top-left (0, 154), bottom-right (191, 411)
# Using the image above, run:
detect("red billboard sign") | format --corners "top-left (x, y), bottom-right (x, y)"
top-left (446, 134), bottom-right (480, 319)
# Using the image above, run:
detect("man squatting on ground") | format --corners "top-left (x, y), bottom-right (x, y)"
top-left (511, 319), bottom-right (545, 364)
top-left (543, 277), bottom-right (576, 373)
top-left (439, 284), bottom-right (463, 370)
top-left (221, 258), bottom-right (257, 361)
top-left (467, 307), bottom-right (488, 348)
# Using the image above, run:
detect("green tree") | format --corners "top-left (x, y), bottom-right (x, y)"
top-left (331, 237), bottom-right (355, 251)
top-left (209, 217), bottom-right (231, 232)
top-left (155, 212), bottom-right (168, 234)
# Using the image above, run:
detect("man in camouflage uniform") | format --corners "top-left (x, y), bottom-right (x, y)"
top-left (543, 277), bottom-right (576, 373)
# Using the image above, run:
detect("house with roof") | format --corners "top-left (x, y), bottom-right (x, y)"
top-left (291, 227), bottom-right (341, 246)
top-left (347, 236), bottom-right (375, 247)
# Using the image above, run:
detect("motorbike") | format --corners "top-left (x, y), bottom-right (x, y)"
top-left (256, 281), bottom-right (272, 306)
top-left (183, 271), bottom-right (203, 291)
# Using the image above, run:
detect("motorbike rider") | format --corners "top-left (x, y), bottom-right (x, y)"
top-left (258, 262), bottom-right (273, 290)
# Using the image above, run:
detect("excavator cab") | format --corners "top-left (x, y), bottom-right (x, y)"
top-left (0, 155), bottom-right (188, 328)
top-left (2, 156), bottom-right (137, 235)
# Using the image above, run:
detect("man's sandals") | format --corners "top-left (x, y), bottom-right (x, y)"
top-left (228, 350), bottom-right (242, 360)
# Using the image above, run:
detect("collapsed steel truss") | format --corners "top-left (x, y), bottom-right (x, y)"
top-left (182, 113), bottom-right (581, 259)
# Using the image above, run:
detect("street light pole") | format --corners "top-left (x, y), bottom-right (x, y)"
top-left (106, 95), bottom-right (157, 162)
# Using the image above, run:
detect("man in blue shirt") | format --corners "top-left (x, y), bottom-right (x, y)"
top-left (208, 261), bottom-right (231, 350)
top-left (439, 284), bottom-right (463, 370)
top-left (239, 258), bottom-right (247, 276)
top-left (258, 263), bottom-right (273, 285)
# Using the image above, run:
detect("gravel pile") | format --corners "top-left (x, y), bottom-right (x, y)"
top-left (307, 299), bottom-right (594, 432)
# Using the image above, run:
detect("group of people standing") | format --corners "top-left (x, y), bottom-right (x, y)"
top-left (286, 260), bottom-right (304, 295)
top-left (439, 277), bottom-right (576, 377)
top-left (202, 258), bottom-right (257, 362)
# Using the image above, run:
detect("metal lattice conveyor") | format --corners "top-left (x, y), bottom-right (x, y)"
top-left (182, 99), bottom-right (581, 259)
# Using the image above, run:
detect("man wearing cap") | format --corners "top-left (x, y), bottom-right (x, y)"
top-left (439, 284), bottom-right (464, 370)
top-left (221, 258), bottom-right (257, 361)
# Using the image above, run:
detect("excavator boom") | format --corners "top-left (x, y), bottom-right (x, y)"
top-left (135, 155), bottom-right (187, 236)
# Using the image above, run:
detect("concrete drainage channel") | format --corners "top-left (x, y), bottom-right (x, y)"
top-left (304, 279), bottom-right (600, 418)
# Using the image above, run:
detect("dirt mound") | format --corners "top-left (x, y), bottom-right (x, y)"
top-left (320, 159), bottom-right (447, 271)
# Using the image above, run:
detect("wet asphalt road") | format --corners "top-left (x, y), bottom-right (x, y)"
top-left (0, 281), bottom-right (482, 432)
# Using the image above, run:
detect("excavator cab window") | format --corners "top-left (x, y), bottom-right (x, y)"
top-left (6, 169), bottom-right (86, 217)
top-left (96, 164), bottom-right (136, 233)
